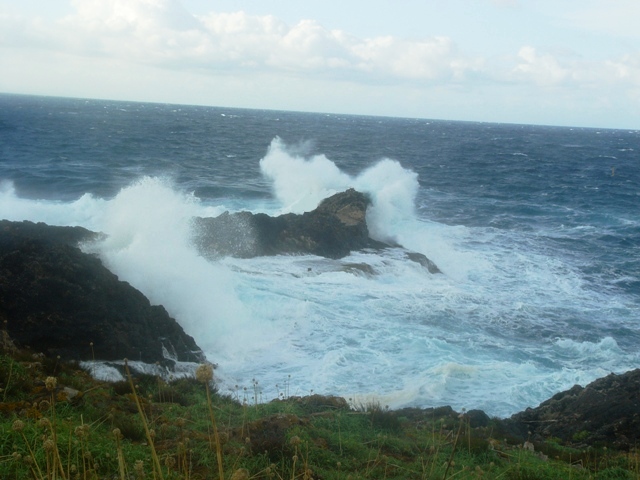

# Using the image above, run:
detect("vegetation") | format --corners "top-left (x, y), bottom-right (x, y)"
top-left (1, 351), bottom-right (639, 479)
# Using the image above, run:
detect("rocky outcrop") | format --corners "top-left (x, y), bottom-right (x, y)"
top-left (192, 188), bottom-right (441, 273)
top-left (502, 369), bottom-right (640, 448)
top-left (0, 220), bottom-right (204, 366)
top-left (192, 188), bottom-right (385, 259)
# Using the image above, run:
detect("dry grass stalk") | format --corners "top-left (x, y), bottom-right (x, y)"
top-left (125, 359), bottom-right (164, 480)
top-left (196, 363), bottom-right (225, 480)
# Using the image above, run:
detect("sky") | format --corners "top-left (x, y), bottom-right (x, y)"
top-left (1, 0), bottom-right (639, 129)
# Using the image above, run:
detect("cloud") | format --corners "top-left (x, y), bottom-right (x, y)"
top-left (562, 1), bottom-right (640, 40)
top-left (607, 53), bottom-right (640, 83)
top-left (512, 46), bottom-right (570, 86)
top-left (2, 0), bottom-right (476, 84)
top-left (4, 0), bottom-right (632, 92)
top-left (352, 36), bottom-right (479, 82)
top-left (606, 53), bottom-right (640, 105)
top-left (507, 45), bottom-right (640, 101)
top-left (68, 0), bottom-right (197, 31)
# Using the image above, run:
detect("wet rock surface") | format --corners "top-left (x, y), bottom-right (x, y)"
top-left (0, 220), bottom-right (204, 366)
top-left (501, 369), bottom-right (640, 448)
top-left (192, 188), bottom-right (440, 273)
top-left (193, 188), bottom-right (388, 259)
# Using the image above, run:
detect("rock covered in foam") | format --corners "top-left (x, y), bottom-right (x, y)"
top-left (0, 220), bottom-right (204, 366)
top-left (193, 188), bottom-right (440, 273)
top-left (193, 188), bottom-right (383, 259)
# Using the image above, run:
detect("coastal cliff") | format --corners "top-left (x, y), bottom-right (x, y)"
top-left (1, 192), bottom-right (638, 449)
top-left (0, 219), bottom-right (204, 366)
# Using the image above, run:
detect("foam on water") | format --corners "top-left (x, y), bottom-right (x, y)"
top-left (214, 235), bottom-right (637, 415)
top-left (80, 359), bottom-right (200, 383)
top-left (0, 180), bottom-right (107, 229)
top-left (1, 139), bottom-right (637, 417)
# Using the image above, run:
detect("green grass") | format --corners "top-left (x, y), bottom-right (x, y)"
top-left (1, 352), bottom-right (639, 479)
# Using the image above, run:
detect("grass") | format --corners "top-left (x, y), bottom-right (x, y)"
top-left (1, 350), bottom-right (639, 479)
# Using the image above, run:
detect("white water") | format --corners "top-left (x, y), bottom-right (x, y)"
top-left (1, 140), bottom-right (636, 416)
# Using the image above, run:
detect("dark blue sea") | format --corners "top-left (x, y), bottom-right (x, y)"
top-left (1, 93), bottom-right (639, 416)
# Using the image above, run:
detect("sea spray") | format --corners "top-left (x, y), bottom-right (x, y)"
top-left (259, 137), bottom-right (351, 213)
top-left (353, 159), bottom-right (419, 243)
top-left (81, 177), bottom-right (255, 356)
top-left (259, 137), bottom-right (421, 244)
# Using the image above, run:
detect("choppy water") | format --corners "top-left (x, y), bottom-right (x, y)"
top-left (1, 93), bottom-right (639, 416)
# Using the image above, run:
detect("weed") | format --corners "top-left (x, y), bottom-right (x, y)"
top-left (0, 351), bottom-right (635, 480)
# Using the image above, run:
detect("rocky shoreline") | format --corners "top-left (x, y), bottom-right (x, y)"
top-left (0, 219), bottom-right (204, 367)
top-left (1, 190), bottom-right (639, 449)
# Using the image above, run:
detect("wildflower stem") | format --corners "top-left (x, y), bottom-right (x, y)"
top-left (442, 418), bottom-right (464, 480)
top-left (2, 358), bottom-right (12, 402)
top-left (20, 432), bottom-right (45, 480)
top-left (125, 360), bottom-right (164, 480)
top-left (50, 390), bottom-right (68, 480)
top-left (205, 382), bottom-right (225, 480)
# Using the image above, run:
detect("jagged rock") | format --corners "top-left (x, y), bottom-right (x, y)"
top-left (341, 262), bottom-right (377, 277)
top-left (502, 369), bottom-right (640, 448)
top-left (0, 220), bottom-right (204, 366)
top-left (193, 188), bottom-right (386, 259)
top-left (467, 409), bottom-right (491, 428)
top-left (405, 251), bottom-right (441, 274)
top-left (193, 188), bottom-right (441, 273)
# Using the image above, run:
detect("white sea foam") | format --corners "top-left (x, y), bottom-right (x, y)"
top-left (0, 180), bottom-right (107, 228)
top-left (79, 360), bottom-right (199, 382)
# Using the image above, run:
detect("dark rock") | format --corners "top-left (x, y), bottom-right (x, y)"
top-left (193, 188), bottom-right (387, 259)
top-left (405, 251), bottom-right (441, 274)
top-left (466, 409), bottom-right (491, 428)
top-left (395, 405), bottom-right (459, 426)
top-left (502, 369), bottom-right (640, 449)
top-left (0, 219), bottom-right (99, 247)
top-left (340, 262), bottom-right (377, 277)
top-left (193, 188), bottom-right (440, 273)
top-left (0, 220), bottom-right (204, 366)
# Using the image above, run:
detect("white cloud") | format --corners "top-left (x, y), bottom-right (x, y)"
top-left (509, 46), bottom-right (640, 100)
top-left (352, 36), bottom-right (477, 82)
top-left (3, 0), bottom-right (635, 92)
top-left (8, 0), bottom-right (472, 83)
top-left (512, 46), bottom-right (569, 86)
top-left (606, 54), bottom-right (640, 106)
top-left (562, 0), bottom-right (640, 40)
top-left (607, 54), bottom-right (640, 83)
top-left (68, 0), bottom-right (197, 31)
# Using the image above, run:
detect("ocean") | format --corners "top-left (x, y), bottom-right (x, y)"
top-left (1, 93), bottom-right (638, 417)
